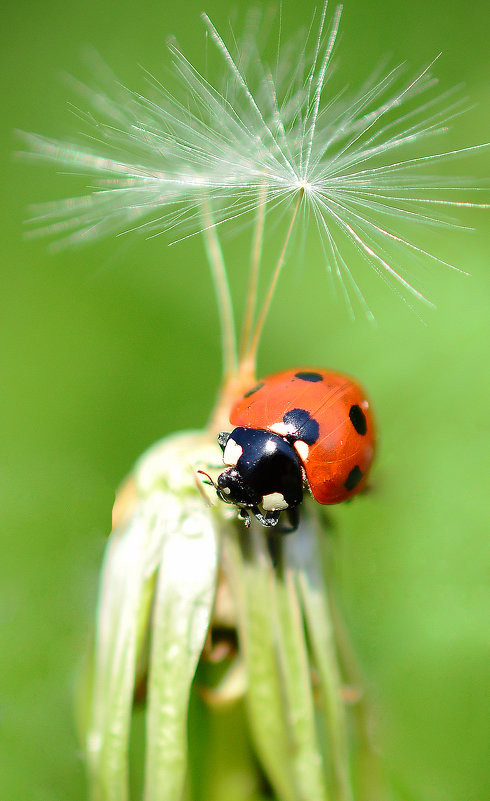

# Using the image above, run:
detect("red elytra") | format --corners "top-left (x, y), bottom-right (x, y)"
top-left (229, 368), bottom-right (375, 505)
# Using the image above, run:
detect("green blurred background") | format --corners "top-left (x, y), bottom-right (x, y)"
top-left (1, 0), bottom-right (489, 799)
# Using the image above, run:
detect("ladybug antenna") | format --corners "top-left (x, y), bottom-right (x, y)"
top-left (197, 469), bottom-right (218, 491)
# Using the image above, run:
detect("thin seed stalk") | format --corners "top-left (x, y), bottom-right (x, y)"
top-left (246, 190), bottom-right (303, 366)
top-left (239, 183), bottom-right (267, 360)
top-left (201, 197), bottom-right (237, 380)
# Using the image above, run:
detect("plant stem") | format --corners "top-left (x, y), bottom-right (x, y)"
top-left (245, 190), bottom-right (303, 367)
top-left (239, 183), bottom-right (267, 361)
top-left (201, 197), bottom-right (237, 381)
top-left (328, 580), bottom-right (390, 801)
top-left (221, 529), bottom-right (298, 801)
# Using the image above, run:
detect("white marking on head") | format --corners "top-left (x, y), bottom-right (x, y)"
top-left (362, 400), bottom-right (369, 409)
top-left (270, 421), bottom-right (296, 436)
top-left (264, 438), bottom-right (277, 454)
top-left (223, 438), bottom-right (243, 466)
top-left (221, 486), bottom-right (231, 495)
top-left (294, 440), bottom-right (309, 461)
top-left (262, 492), bottom-right (289, 511)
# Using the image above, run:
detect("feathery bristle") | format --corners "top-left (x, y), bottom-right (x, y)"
top-left (19, 2), bottom-right (488, 319)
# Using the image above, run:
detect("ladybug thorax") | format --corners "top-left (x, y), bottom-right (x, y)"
top-left (217, 426), bottom-right (304, 512)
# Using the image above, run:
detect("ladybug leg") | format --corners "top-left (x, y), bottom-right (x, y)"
top-left (237, 506), bottom-right (279, 529)
top-left (283, 506), bottom-right (300, 533)
top-left (253, 509), bottom-right (281, 528)
top-left (270, 507), bottom-right (299, 535)
top-left (217, 431), bottom-right (230, 453)
top-left (266, 531), bottom-right (283, 567)
top-left (238, 508), bottom-right (251, 528)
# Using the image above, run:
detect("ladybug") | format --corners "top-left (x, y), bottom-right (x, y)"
top-left (214, 368), bottom-right (375, 530)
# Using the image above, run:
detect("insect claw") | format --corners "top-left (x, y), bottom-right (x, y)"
top-left (217, 431), bottom-right (230, 453)
top-left (239, 508), bottom-right (251, 528)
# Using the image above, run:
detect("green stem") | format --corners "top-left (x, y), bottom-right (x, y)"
top-left (239, 183), bottom-right (267, 360)
top-left (285, 511), bottom-right (353, 801)
top-left (221, 529), bottom-right (297, 801)
top-left (245, 191), bottom-right (303, 367)
top-left (201, 197), bottom-right (237, 380)
top-left (272, 559), bottom-right (329, 801)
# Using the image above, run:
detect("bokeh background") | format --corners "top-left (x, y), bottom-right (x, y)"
top-left (1, 0), bottom-right (489, 799)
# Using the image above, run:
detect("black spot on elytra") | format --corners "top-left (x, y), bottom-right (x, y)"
top-left (283, 408), bottom-right (320, 445)
top-left (295, 371), bottom-right (323, 383)
top-left (344, 465), bottom-right (363, 491)
top-left (349, 404), bottom-right (367, 436)
top-left (244, 381), bottom-right (265, 398)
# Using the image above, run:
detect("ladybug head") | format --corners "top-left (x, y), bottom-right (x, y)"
top-left (216, 466), bottom-right (261, 508)
top-left (216, 427), bottom-right (304, 522)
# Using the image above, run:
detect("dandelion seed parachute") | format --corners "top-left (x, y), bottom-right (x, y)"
top-left (19, 2), bottom-right (488, 318)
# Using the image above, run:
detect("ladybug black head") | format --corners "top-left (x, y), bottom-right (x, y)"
top-left (216, 466), bottom-right (260, 508)
top-left (216, 426), bottom-right (304, 526)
